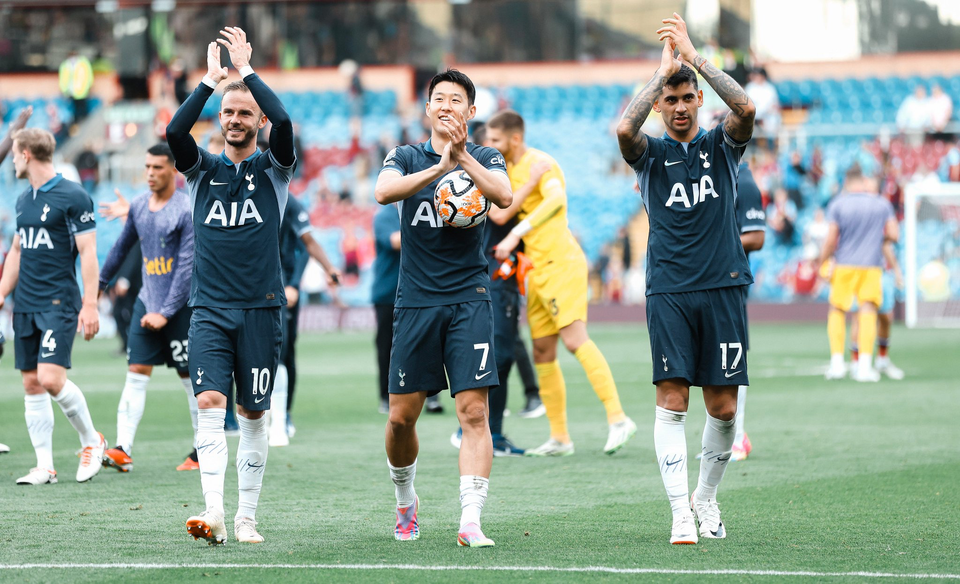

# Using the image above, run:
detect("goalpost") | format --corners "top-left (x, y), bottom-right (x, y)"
top-left (904, 182), bottom-right (960, 328)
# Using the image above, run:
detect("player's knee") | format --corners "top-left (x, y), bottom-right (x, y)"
top-left (196, 391), bottom-right (226, 410)
top-left (706, 400), bottom-right (737, 421)
top-left (129, 364), bottom-right (152, 376)
top-left (22, 374), bottom-right (44, 395)
top-left (532, 342), bottom-right (556, 363)
top-left (457, 402), bottom-right (488, 429)
top-left (37, 370), bottom-right (65, 393)
top-left (387, 406), bottom-right (418, 432)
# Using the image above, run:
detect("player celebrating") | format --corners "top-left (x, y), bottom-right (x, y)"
top-left (166, 27), bottom-right (295, 545)
top-left (616, 14), bottom-right (757, 544)
top-left (98, 144), bottom-right (197, 473)
top-left (375, 70), bottom-right (512, 547)
top-left (0, 127), bottom-right (106, 485)
top-left (487, 110), bottom-right (636, 457)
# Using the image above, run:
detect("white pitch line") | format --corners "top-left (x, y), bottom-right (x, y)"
top-left (0, 564), bottom-right (956, 579)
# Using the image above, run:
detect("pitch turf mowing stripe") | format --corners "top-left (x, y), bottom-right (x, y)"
top-left (0, 565), bottom-right (958, 579)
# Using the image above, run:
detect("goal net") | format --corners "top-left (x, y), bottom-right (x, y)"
top-left (904, 182), bottom-right (960, 328)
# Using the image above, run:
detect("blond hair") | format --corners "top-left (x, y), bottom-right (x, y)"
top-left (12, 128), bottom-right (56, 163)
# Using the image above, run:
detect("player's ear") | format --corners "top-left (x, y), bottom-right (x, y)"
top-left (653, 98), bottom-right (661, 113)
top-left (697, 89), bottom-right (704, 107)
top-left (466, 104), bottom-right (477, 121)
top-left (258, 114), bottom-right (268, 129)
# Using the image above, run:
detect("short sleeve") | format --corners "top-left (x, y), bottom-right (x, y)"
top-left (826, 199), bottom-right (840, 225)
top-left (719, 125), bottom-right (748, 165)
top-left (266, 148), bottom-right (296, 182)
top-left (474, 146), bottom-right (507, 175)
top-left (736, 166), bottom-right (766, 232)
top-left (380, 146), bottom-right (408, 176)
top-left (286, 196), bottom-right (312, 237)
top-left (67, 190), bottom-right (96, 235)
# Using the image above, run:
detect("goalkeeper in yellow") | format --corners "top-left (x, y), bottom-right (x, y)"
top-left (487, 110), bottom-right (636, 456)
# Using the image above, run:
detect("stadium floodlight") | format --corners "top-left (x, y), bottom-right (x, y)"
top-left (903, 181), bottom-right (960, 328)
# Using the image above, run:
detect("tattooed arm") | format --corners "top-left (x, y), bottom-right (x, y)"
top-left (658, 12), bottom-right (756, 143)
top-left (616, 41), bottom-right (681, 162)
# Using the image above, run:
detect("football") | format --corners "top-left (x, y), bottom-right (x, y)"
top-left (434, 170), bottom-right (491, 228)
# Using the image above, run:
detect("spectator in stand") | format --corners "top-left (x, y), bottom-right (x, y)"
top-left (766, 187), bottom-right (798, 246)
top-left (782, 150), bottom-right (808, 211)
top-left (804, 207), bottom-right (830, 253)
top-left (75, 142), bottom-right (100, 195)
top-left (744, 68), bottom-right (780, 140)
top-left (59, 50), bottom-right (94, 126)
top-left (896, 85), bottom-right (930, 141)
top-left (929, 84), bottom-right (954, 140)
top-left (941, 141), bottom-right (960, 182)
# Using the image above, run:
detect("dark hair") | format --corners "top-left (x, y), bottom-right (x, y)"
top-left (472, 124), bottom-right (487, 145)
top-left (486, 109), bottom-right (525, 134)
top-left (664, 65), bottom-right (698, 90)
top-left (146, 143), bottom-right (174, 163)
top-left (427, 69), bottom-right (476, 105)
top-left (845, 162), bottom-right (864, 182)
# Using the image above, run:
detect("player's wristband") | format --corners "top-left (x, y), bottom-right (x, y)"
top-left (239, 66), bottom-right (255, 78)
top-left (510, 219), bottom-right (532, 237)
top-left (201, 76), bottom-right (218, 89)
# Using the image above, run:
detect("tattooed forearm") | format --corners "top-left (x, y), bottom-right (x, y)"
top-left (693, 55), bottom-right (755, 141)
top-left (616, 73), bottom-right (665, 160)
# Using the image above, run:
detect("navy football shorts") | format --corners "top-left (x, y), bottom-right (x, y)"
top-left (127, 299), bottom-right (191, 374)
top-left (188, 306), bottom-right (282, 411)
top-left (14, 311), bottom-right (78, 370)
top-left (646, 286), bottom-right (749, 388)
top-left (389, 300), bottom-right (498, 396)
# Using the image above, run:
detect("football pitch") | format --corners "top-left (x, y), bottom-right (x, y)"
top-left (0, 322), bottom-right (957, 583)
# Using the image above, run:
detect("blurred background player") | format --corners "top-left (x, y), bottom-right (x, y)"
top-left (167, 27), bottom-right (295, 545)
top-left (97, 144), bottom-right (197, 473)
top-left (0, 126), bottom-right (106, 485)
top-left (616, 14), bottom-right (757, 544)
top-left (270, 191), bottom-right (341, 447)
top-left (847, 240), bottom-right (905, 380)
top-left (375, 69), bottom-right (512, 547)
top-left (817, 164), bottom-right (899, 382)
top-left (488, 110), bottom-right (636, 457)
top-left (372, 201), bottom-right (401, 414)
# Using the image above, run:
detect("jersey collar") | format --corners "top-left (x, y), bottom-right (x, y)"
top-left (661, 127), bottom-right (706, 147)
top-left (37, 173), bottom-right (65, 193)
top-left (219, 148), bottom-right (261, 166)
top-left (424, 140), bottom-right (438, 155)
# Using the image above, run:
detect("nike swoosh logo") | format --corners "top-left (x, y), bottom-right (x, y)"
top-left (724, 370), bottom-right (742, 378)
top-left (209, 180), bottom-right (228, 186)
top-left (41, 352), bottom-right (55, 358)
top-left (254, 395), bottom-right (267, 404)
top-left (475, 371), bottom-right (492, 381)
top-left (665, 160), bottom-right (683, 166)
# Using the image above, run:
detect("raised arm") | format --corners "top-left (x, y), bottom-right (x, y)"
top-left (0, 106), bottom-right (32, 165)
top-left (166, 41), bottom-right (227, 173)
top-left (443, 111), bottom-right (512, 209)
top-left (657, 13), bottom-right (756, 143)
top-left (616, 41), bottom-right (680, 162)
top-left (218, 27), bottom-right (295, 167)
top-left (99, 208), bottom-right (139, 290)
top-left (375, 149), bottom-right (450, 204)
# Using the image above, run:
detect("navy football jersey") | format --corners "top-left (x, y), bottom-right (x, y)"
top-left (735, 162), bottom-right (765, 259)
top-left (13, 174), bottom-right (96, 313)
top-left (280, 195), bottom-right (311, 286)
top-left (379, 141), bottom-right (507, 307)
top-left (630, 126), bottom-right (753, 295)
top-left (183, 148), bottom-right (292, 308)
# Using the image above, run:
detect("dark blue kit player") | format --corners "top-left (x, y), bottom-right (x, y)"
top-left (374, 70), bottom-right (513, 546)
top-left (166, 27), bottom-right (294, 546)
top-left (616, 14), bottom-right (756, 545)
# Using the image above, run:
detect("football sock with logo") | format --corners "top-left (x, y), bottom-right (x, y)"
top-left (270, 364), bottom-right (288, 437)
top-left (236, 415), bottom-right (268, 521)
top-left (535, 360), bottom-right (569, 442)
top-left (388, 459), bottom-right (417, 508)
top-left (733, 386), bottom-right (747, 445)
top-left (574, 340), bottom-right (624, 424)
top-left (459, 475), bottom-right (489, 529)
top-left (116, 372), bottom-right (150, 453)
top-left (52, 380), bottom-right (99, 447)
top-left (696, 413), bottom-right (736, 500)
top-left (24, 393), bottom-right (55, 471)
top-left (827, 309), bottom-right (846, 359)
top-left (180, 377), bottom-right (199, 447)
top-left (196, 408), bottom-right (227, 514)
top-left (857, 311), bottom-right (878, 370)
top-left (655, 406), bottom-right (689, 516)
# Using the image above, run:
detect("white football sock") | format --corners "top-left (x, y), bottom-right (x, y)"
top-left (24, 393), bottom-right (55, 471)
top-left (696, 413), bottom-right (736, 500)
top-left (116, 371), bottom-right (150, 453)
top-left (734, 386), bottom-right (747, 445)
top-left (654, 406), bottom-right (689, 517)
top-left (388, 459), bottom-right (417, 508)
top-left (196, 408), bottom-right (227, 514)
top-left (52, 380), bottom-right (99, 447)
top-left (831, 354), bottom-right (845, 368)
top-left (459, 475), bottom-right (489, 529)
top-left (269, 364), bottom-right (288, 437)
top-left (235, 415), bottom-right (268, 522)
top-left (180, 377), bottom-right (199, 448)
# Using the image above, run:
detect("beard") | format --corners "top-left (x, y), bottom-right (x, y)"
top-left (221, 125), bottom-right (257, 148)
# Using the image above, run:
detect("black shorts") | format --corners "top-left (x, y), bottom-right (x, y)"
top-left (647, 286), bottom-right (749, 387)
top-left (188, 306), bottom-right (282, 411)
top-left (13, 311), bottom-right (78, 370)
top-left (389, 300), bottom-right (498, 396)
top-left (127, 299), bottom-right (191, 374)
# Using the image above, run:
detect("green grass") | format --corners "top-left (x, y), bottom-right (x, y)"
top-left (0, 322), bottom-right (958, 583)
